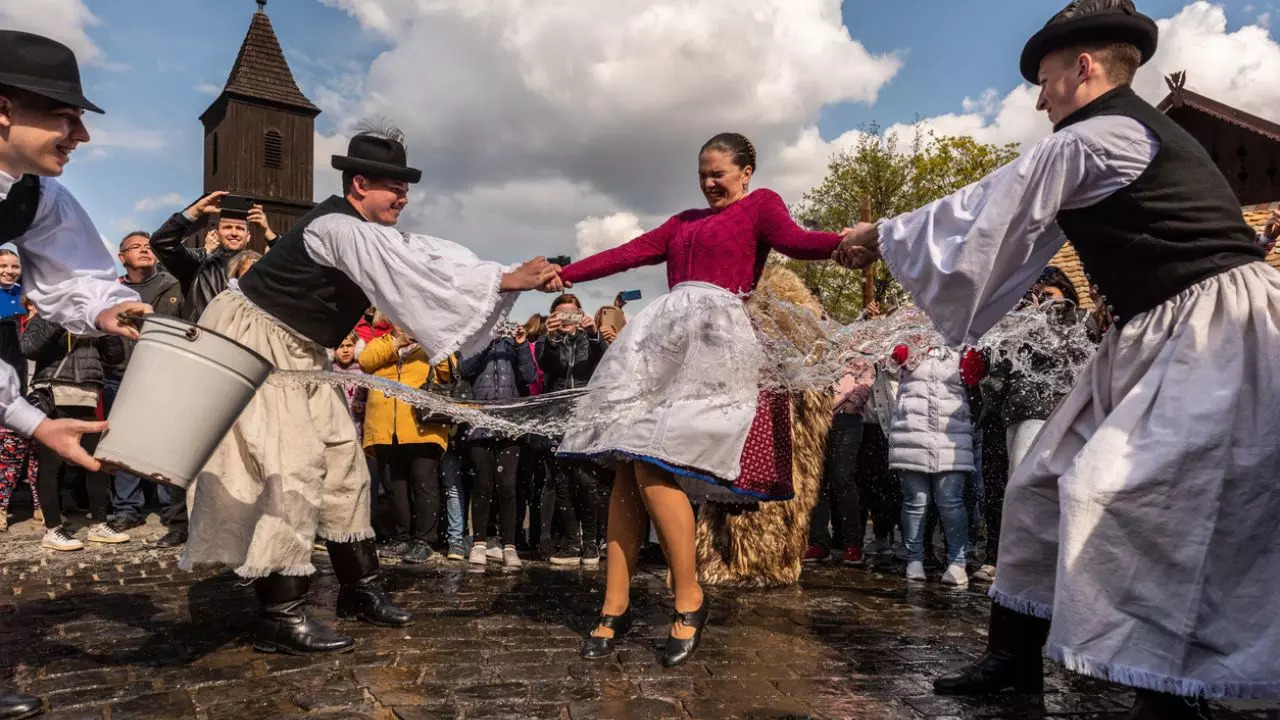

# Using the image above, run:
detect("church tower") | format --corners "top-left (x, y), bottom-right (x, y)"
top-left (199, 0), bottom-right (320, 246)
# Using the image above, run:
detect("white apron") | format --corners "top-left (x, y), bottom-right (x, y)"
top-left (556, 282), bottom-right (765, 503)
top-left (991, 262), bottom-right (1280, 699)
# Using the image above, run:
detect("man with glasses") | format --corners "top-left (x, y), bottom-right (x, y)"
top-left (106, 233), bottom-right (183, 537)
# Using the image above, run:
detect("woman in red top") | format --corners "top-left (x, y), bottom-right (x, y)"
top-left (559, 133), bottom-right (844, 666)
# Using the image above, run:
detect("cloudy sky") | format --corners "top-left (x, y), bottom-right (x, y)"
top-left (3, 0), bottom-right (1277, 318)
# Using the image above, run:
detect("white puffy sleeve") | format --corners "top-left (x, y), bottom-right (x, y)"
top-left (877, 116), bottom-right (1153, 345)
top-left (303, 215), bottom-right (518, 364)
top-left (16, 178), bottom-right (140, 335)
top-left (0, 365), bottom-right (45, 437)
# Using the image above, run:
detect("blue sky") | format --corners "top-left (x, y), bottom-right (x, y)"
top-left (12, 0), bottom-right (1276, 315)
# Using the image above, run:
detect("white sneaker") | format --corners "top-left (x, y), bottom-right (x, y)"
top-left (973, 564), bottom-right (996, 583)
top-left (941, 563), bottom-right (969, 587)
top-left (502, 545), bottom-right (522, 568)
top-left (469, 543), bottom-right (489, 565)
top-left (905, 560), bottom-right (926, 581)
top-left (87, 523), bottom-right (131, 544)
top-left (486, 543), bottom-right (503, 561)
top-left (42, 526), bottom-right (84, 551)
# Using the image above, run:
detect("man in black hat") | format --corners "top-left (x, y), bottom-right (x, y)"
top-left (835, 1), bottom-right (1279, 717)
top-left (181, 121), bottom-right (565, 656)
top-left (0, 28), bottom-right (158, 720)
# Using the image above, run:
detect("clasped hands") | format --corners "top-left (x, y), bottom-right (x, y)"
top-left (832, 222), bottom-right (881, 270)
top-left (500, 257), bottom-right (572, 293)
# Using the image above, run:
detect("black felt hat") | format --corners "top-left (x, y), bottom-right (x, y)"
top-left (0, 30), bottom-right (103, 113)
top-left (331, 133), bottom-right (422, 184)
top-left (1020, 0), bottom-right (1158, 83)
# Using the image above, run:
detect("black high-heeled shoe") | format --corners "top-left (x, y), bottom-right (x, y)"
top-left (661, 595), bottom-right (710, 668)
top-left (580, 607), bottom-right (633, 660)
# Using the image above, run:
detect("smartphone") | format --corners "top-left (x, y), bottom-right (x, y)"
top-left (220, 194), bottom-right (253, 220)
top-left (548, 255), bottom-right (571, 267)
top-left (618, 289), bottom-right (642, 302)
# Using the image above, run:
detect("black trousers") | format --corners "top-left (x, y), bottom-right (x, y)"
top-left (809, 414), bottom-right (864, 549)
top-left (855, 421), bottom-right (899, 542)
top-left (550, 458), bottom-right (599, 551)
top-left (374, 443), bottom-right (443, 543)
top-left (979, 415), bottom-right (1009, 564)
top-left (515, 444), bottom-right (550, 547)
top-left (37, 404), bottom-right (109, 529)
top-left (467, 440), bottom-right (520, 547)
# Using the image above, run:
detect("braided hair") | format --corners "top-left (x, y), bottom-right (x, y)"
top-left (700, 132), bottom-right (757, 171)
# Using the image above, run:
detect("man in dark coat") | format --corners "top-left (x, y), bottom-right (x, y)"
top-left (149, 191), bottom-right (276, 322)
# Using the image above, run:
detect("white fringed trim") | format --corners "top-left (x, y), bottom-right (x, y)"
top-left (988, 586), bottom-right (1053, 620)
top-left (1048, 644), bottom-right (1280, 700)
top-left (176, 553), bottom-right (316, 579)
top-left (317, 527), bottom-right (376, 544)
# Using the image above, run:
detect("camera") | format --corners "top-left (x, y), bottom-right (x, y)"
top-left (495, 321), bottom-right (521, 338)
top-left (557, 310), bottom-right (584, 326)
top-left (219, 194), bottom-right (253, 220)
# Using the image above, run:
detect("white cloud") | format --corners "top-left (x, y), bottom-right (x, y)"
top-left (0, 0), bottom-right (105, 67)
top-left (883, 2), bottom-right (1280, 152)
top-left (194, 82), bottom-right (221, 96)
top-left (575, 212), bottom-right (644, 258)
top-left (133, 193), bottom-right (187, 213)
top-left (311, 0), bottom-right (901, 316)
top-left (1259, 12), bottom-right (1272, 30)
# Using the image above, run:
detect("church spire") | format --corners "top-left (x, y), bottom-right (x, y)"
top-left (217, 1), bottom-right (318, 114)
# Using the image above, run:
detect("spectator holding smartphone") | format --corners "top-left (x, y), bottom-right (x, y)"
top-left (536, 294), bottom-right (607, 565)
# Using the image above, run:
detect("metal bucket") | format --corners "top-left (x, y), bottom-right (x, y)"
top-left (94, 315), bottom-right (271, 489)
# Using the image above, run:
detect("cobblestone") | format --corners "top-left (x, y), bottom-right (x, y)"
top-left (0, 517), bottom-right (1277, 719)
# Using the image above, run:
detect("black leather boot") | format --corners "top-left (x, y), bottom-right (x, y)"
top-left (1128, 689), bottom-right (1213, 719)
top-left (253, 574), bottom-right (355, 655)
top-left (934, 603), bottom-right (1049, 695)
top-left (328, 539), bottom-right (412, 627)
top-left (0, 687), bottom-right (43, 720)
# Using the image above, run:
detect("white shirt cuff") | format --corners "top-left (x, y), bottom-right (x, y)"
top-left (4, 398), bottom-right (47, 438)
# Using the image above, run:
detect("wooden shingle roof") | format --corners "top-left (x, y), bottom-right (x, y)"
top-left (1243, 202), bottom-right (1280, 271)
top-left (1047, 204), bottom-right (1280, 306)
top-left (220, 7), bottom-right (319, 114)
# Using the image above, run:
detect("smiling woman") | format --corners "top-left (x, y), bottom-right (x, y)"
top-left (554, 132), bottom-right (848, 668)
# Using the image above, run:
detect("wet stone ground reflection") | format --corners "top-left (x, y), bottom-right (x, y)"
top-left (0, 530), bottom-right (1276, 719)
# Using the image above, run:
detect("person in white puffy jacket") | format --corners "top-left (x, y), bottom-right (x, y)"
top-left (885, 342), bottom-right (975, 586)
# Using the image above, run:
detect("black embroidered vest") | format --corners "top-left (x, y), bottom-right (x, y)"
top-left (0, 175), bottom-right (41, 244)
top-left (1054, 87), bottom-right (1262, 326)
top-left (238, 195), bottom-right (371, 347)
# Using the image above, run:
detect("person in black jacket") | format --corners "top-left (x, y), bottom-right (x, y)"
top-left (536, 294), bottom-right (607, 565)
top-left (21, 313), bottom-right (127, 552)
top-left (150, 191), bottom-right (276, 322)
top-left (460, 328), bottom-right (537, 567)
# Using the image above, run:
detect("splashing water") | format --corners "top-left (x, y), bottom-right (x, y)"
top-left (267, 291), bottom-right (1096, 438)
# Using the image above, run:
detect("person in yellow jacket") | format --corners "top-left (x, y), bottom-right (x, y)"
top-left (360, 324), bottom-right (454, 564)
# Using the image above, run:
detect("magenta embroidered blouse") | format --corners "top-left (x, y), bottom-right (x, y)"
top-left (560, 189), bottom-right (843, 293)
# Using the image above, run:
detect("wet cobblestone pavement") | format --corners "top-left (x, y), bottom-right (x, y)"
top-left (1, 519), bottom-right (1277, 719)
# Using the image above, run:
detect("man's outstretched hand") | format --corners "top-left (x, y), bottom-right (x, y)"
top-left (501, 257), bottom-right (571, 293)
top-left (33, 417), bottom-right (107, 471)
top-left (833, 223), bottom-right (882, 270)
top-left (97, 301), bottom-right (155, 341)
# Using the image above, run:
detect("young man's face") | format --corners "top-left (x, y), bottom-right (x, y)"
top-left (0, 94), bottom-right (90, 177)
top-left (1035, 49), bottom-right (1088, 126)
top-left (353, 176), bottom-right (409, 227)
top-left (217, 218), bottom-right (250, 252)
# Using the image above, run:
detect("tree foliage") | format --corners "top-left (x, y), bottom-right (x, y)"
top-left (776, 125), bottom-right (1020, 323)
